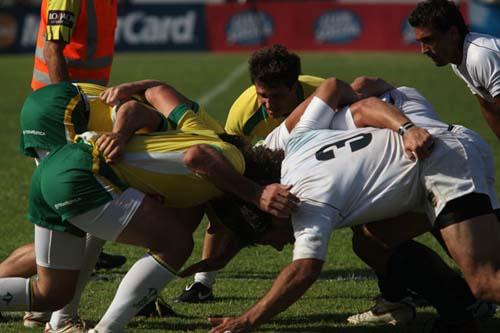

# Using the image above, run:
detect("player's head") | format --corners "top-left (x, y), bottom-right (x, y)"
top-left (249, 44), bottom-right (302, 118)
top-left (209, 195), bottom-right (294, 250)
top-left (219, 133), bottom-right (283, 184)
top-left (409, 0), bottom-right (468, 66)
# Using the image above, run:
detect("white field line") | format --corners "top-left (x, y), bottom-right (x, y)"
top-left (196, 61), bottom-right (248, 106)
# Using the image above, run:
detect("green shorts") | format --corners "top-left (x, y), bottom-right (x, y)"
top-left (20, 82), bottom-right (88, 158)
top-left (28, 140), bottom-right (127, 236)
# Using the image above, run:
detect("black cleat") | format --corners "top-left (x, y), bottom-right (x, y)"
top-left (175, 282), bottom-right (214, 303)
top-left (136, 297), bottom-right (179, 317)
top-left (94, 251), bottom-right (127, 271)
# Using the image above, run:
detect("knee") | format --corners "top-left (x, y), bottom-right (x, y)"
top-left (466, 271), bottom-right (499, 302)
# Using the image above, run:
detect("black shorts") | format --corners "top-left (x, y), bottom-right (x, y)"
top-left (434, 193), bottom-right (497, 229)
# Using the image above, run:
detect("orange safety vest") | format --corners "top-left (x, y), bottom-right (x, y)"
top-left (31, 0), bottom-right (117, 90)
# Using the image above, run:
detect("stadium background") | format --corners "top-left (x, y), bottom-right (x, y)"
top-left (0, 0), bottom-right (500, 332)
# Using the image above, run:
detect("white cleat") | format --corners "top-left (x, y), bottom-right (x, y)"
top-left (23, 311), bottom-right (52, 328)
top-left (347, 295), bottom-right (416, 326)
top-left (44, 318), bottom-right (88, 333)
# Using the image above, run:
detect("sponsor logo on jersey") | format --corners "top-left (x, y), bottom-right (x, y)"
top-left (47, 10), bottom-right (75, 28)
top-left (314, 10), bottom-right (361, 44)
top-left (401, 19), bottom-right (417, 45)
top-left (0, 14), bottom-right (17, 49)
top-left (225, 10), bottom-right (274, 45)
top-left (116, 11), bottom-right (197, 45)
top-left (23, 129), bottom-right (46, 136)
top-left (54, 197), bottom-right (82, 210)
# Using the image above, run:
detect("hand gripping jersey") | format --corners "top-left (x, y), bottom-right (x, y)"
top-left (280, 93), bottom-right (498, 262)
top-left (28, 106), bottom-right (244, 235)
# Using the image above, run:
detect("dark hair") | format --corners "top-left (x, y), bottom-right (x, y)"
top-left (409, 0), bottom-right (469, 38)
top-left (208, 195), bottom-right (272, 246)
top-left (218, 133), bottom-right (284, 185)
top-left (249, 44), bottom-right (301, 88)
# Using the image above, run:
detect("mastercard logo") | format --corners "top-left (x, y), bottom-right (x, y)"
top-left (0, 14), bottom-right (17, 48)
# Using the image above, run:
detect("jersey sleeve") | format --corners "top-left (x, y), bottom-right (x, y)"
top-left (467, 47), bottom-right (500, 100)
top-left (292, 201), bottom-right (335, 261)
top-left (224, 98), bottom-right (247, 136)
top-left (292, 96), bottom-right (336, 136)
top-left (167, 103), bottom-right (216, 134)
top-left (262, 122), bottom-right (290, 150)
top-left (45, 0), bottom-right (82, 43)
top-left (480, 49), bottom-right (500, 98)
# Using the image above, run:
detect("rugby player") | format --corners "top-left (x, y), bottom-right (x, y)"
top-left (2, 80), bottom-right (224, 332)
top-left (409, 0), bottom-right (500, 138)
top-left (0, 82), bottom-right (298, 333)
top-left (209, 78), bottom-right (500, 333)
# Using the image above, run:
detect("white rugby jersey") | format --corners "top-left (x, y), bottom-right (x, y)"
top-left (282, 116), bottom-right (422, 231)
top-left (452, 32), bottom-right (500, 103)
top-left (263, 86), bottom-right (448, 151)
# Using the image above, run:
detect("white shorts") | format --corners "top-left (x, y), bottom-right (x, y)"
top-left (422, 125), bottom-right (499, 223)
top-left (35, 225), bottom-right (85, 270)
top-left (69, 188), bottom-right (145, 241)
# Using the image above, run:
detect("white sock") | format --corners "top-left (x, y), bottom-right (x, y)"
top-left (49, 235), bottom-right (105, 329)
top-left (194, 271), bottom-right (217, 288)
top-left (0, 278), bottom-right (30, 311)
top-left (94, 254), bottom-right (175, 332)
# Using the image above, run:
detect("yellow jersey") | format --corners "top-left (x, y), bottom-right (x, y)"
top-left (110, 106), bottom-right (245, 207)
top-left (224, 75), bottom-right (324, 142)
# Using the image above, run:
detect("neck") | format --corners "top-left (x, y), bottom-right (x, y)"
top-left (451, 34), bottom-right (466, 65)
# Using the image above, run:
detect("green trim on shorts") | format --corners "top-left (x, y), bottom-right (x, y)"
top-left (28, 141), bottom-right (127, 236)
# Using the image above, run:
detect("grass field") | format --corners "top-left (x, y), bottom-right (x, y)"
top-left (0, 51), bottom-right (499, 332)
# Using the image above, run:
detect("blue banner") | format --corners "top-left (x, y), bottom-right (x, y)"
top-left (0, 4), bottom-right (207, 54)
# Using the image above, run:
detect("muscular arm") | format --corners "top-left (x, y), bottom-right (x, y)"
top-left (97, 100), bottom-right (163, 162)
top-left (350, 97), bottom-right (433, 159)
top-left (350, 76), bottom-right (394, 98)
top-left (209, 259), bottom-right (323, 333)
top-left (477, 95), bottom-right (500, 139)
top-left (285, 77), bottom-right (360, 131)
top-left (183, 144), bottom-right (299, 217)
top-left (100, 80), bottom-right (181, 105)
top-left (43, 40), bottom-right (69, 83)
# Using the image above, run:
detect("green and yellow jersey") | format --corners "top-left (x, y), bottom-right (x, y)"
top-left (28, 104), bottom-right (244, 234)
top-left (112, 104), bottom-right (244, 207)
top-left (224, 75), bottom-right (324, 142)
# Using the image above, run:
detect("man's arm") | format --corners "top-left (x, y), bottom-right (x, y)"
top-left (349, 97), bottom-right (433, 160)
top-left (183, 144), bottom-right (299, 218)
top-left (477, 95), bottom-right (500, 139)
top-left (96, 100), bottom-right (163, 163)
top-left (350, 76), bottom-right (394, 98)
top-left (43, 40), bottom-right (69, 83)
top-left (100, 80), bottom-right (180, 105)
top-left (285, 77), bottom-right (359, 131)
top-left (209, 259), bottom-right (323, 333)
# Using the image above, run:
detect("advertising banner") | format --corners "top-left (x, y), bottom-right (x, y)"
top-left (0, 4), bottom-right (206, 54)
top-left (205, 1), bottom-right (467, 52)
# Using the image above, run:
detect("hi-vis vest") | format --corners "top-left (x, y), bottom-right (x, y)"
top-left (31, 0), bottom-right (117, 91)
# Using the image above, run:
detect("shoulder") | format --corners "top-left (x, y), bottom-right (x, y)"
top-left (465, 33), bottom-right (500, 65)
